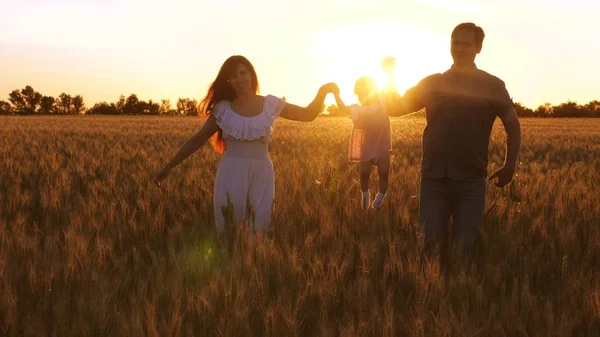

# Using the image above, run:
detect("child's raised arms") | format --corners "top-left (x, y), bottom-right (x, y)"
top-left (333, 89), bottom-right (351, 116)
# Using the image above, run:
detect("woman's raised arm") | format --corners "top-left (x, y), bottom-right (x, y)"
top-left (279, 82), bottom-right (338, 122)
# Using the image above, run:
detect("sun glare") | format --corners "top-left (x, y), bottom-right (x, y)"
top-left (316, 22), bottom-right (449, 105)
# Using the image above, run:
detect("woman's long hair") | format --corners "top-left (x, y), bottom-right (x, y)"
top-left (197, 55), bottom-right (259, 154)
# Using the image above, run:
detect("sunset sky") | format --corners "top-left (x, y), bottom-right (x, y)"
top-left (1, 0), bottom-right (599, 109)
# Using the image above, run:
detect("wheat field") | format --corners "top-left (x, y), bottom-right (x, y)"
top-left (1, 115), bottom-right (599, 336)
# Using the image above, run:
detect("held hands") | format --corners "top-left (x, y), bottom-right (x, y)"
top-left (320, 82), bottom-right (339, 96)
top-left (332, 84), bottom-right (340, 97)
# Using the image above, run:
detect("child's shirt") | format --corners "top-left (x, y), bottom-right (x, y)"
top-left (346, 94), bottom-right (392, 162)
top-left (347, 94), bottom-right (389, 129)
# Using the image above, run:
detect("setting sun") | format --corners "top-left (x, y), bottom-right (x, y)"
top-left (316, 22), bottom-right (450, 104)
top-left (2, 1), bottom-right (600, 109)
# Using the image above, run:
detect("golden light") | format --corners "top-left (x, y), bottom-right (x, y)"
top-left (316, 22), bottom-right (449, 105)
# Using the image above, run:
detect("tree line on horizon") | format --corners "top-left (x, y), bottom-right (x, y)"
top-left (1, 85), bottom-right (599, 118)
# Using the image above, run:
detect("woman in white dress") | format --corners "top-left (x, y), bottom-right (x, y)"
top-left (154, 55), bottom-right (337, 234)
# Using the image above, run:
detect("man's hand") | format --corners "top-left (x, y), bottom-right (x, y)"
top-left (488, 165), bottom-right (515, 187)
top-left (493, 106), bottom-right (521, 188)
top-left (381, 56), bottom-right (396, 74)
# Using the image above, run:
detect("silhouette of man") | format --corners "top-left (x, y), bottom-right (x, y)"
top-left (385, 22), bottom-right (522, 258)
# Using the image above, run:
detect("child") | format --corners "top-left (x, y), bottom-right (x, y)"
top-left (333, 76), bottom-right (392, 210)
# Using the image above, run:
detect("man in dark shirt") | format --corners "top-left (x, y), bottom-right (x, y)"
top-left (385, 22), bottom-right (522, 254)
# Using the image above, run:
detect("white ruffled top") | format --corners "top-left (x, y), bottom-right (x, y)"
top-left (212, 95), bottom-right (287, 143)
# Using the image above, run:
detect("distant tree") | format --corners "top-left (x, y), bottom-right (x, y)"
top-left (0, 100), bottom-right (13, 115)
top-left (115, 95), bottom-right (126, 114)
top-left (9, 86), bottom-right (41, 115)
top-left (143, 99), bottom-right (160, 115)
top-left (87, 102), bottom-right (119, 115)
top-left (22, 86), bottom-right (42, 115)
top-left (8, 90), bottom-right (26, 114)
top-left (534, 102), bottom-right (554, 117)
top-left (176, 98), bottom-right (198, 116)
top-left (552, 101), bottom-right (582, 118)
top-left (186, 99), bottom-right (199, 116)
top-left (513, 102), bottom-right (534, 118)
top-left (584, 100), bottom-right (600, 118)
top-left (72, 95), bottom-right (85, 114)
top-left (39, 95), bottom-right (57, 114)
top-left (57, 93), bottom-right (73, 114)
top-left (123, 94), bottom-right (141, 115)
top-left (159, 99), bottom-right (177, 115)
top-left (85, 94), bottom-right (158, 115)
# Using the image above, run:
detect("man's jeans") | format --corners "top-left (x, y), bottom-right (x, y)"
top-left (418, 176), bottom-right (487, 251)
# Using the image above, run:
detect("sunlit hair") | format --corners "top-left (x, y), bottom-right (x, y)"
top-left (354, 76), bottom-right (378, 104)
top-left (197, 55), bottom-right (260, 154)
top-left (354, 76), bottom-right (378, 95)
top-left (452, 22), bottom-right (485, 51)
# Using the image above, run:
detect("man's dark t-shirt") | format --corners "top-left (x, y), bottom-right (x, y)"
top-left (402, 65), bottom-right (514, 179)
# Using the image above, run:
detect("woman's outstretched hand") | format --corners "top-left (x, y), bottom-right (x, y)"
top-left (154, 166), bottom-right (172, 188)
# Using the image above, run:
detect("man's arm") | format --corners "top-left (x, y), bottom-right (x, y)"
top-left (385, 93), bottom-right (425, 117)
top-left (499, 107), bottom-right (522, 170)
top-left (493, 79), bottom-right (522, 170)
top-left (489, 81), bottom-right (522, 187)
top-left (383, 74), bottom-right (436, 117)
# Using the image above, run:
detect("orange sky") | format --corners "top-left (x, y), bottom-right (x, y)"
top-left (1, 0), bottom-right (599, 109)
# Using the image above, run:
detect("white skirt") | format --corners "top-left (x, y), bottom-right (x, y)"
top-left (213, 139), bottom-right (274, 233)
